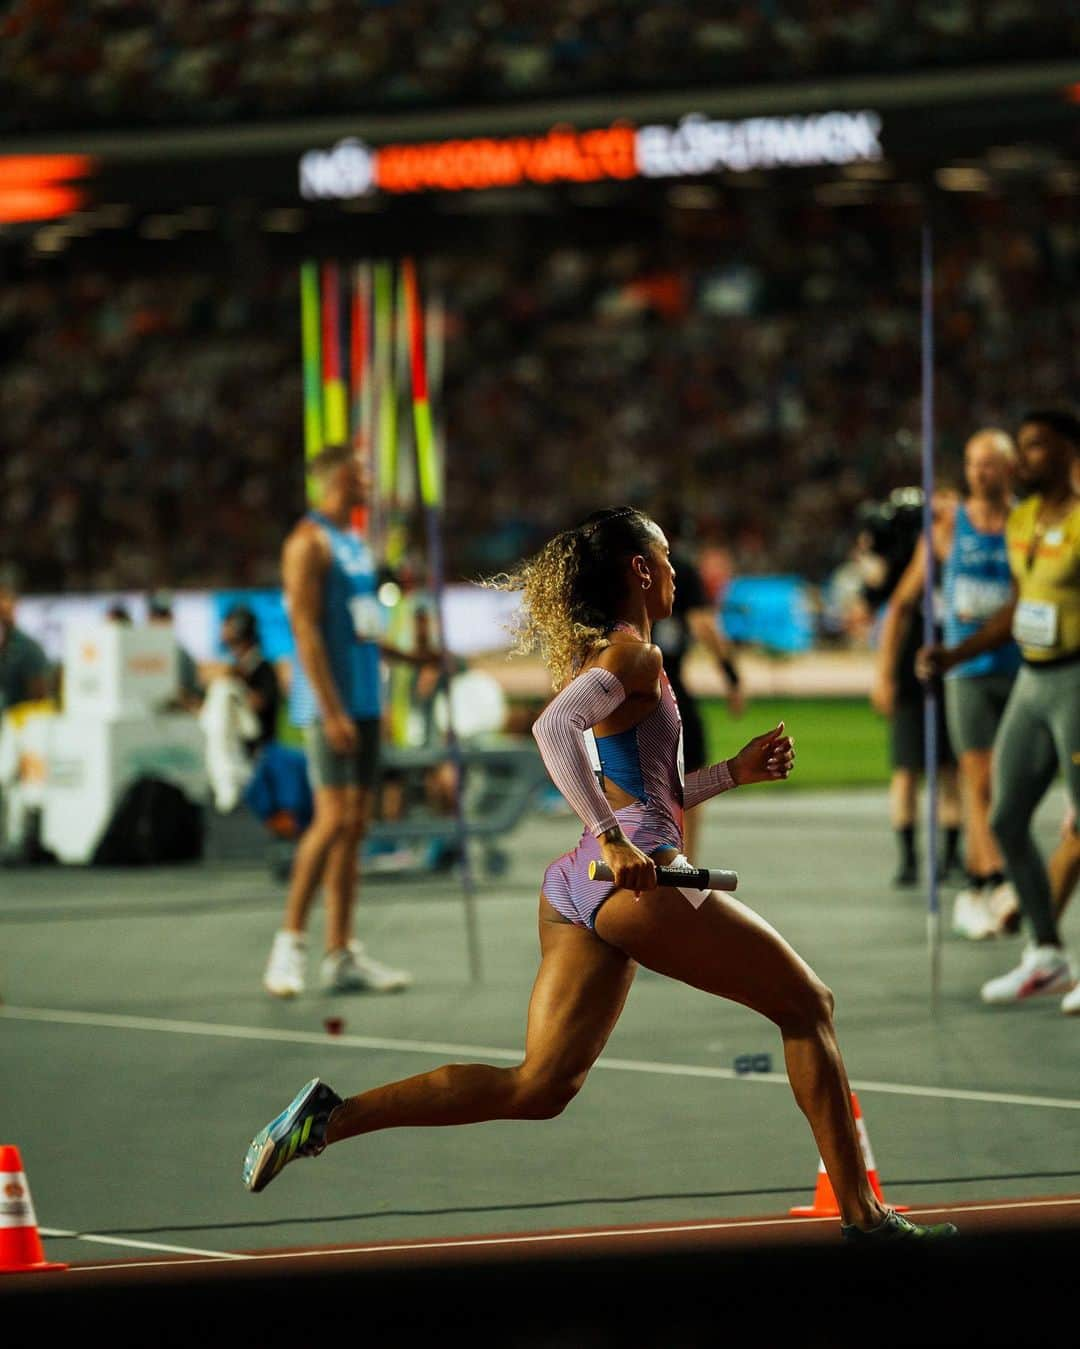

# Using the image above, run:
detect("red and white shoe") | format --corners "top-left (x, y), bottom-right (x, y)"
top-left (980, 944), bottom-right (1075, 1004)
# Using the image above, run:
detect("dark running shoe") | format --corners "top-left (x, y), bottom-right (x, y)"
top-left (842, 1209), bottom-right (958, 1244)
top-left (242, 1078), bottom-right (343, 1194)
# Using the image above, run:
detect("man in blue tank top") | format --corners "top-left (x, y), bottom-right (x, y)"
top-left (873, 429), bottom-right (1020, 939)
top-left (263, 444), bottom-right (428, 998)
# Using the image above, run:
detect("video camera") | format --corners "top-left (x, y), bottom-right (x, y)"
top-left (857, 487), bottom-right (924, 562)
top-left (855, 487), bottom-right (925, 603)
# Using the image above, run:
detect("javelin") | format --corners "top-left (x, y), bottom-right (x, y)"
top-left (299, 261), bottom-right (323, 502)
top-left (920, 221), bottom-right (942, 1013)
top-left (349, 262), bottom-right (373, 539)
top-left (403, 256), bottom-right (482, 983)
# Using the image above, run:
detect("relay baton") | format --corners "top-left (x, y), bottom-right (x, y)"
top-left (588, 861), bottom-right (738, 891)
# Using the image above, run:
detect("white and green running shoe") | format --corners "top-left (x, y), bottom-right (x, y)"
top-left (242, 1078), bottom-right (343, 1194)
top-left (841, 1209), bottom-right (958, 1244)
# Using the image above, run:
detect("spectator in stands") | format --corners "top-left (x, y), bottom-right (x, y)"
top-left (1, 191), bottom-right (1077, 598)
top-left (0, 1), bottom-right (1073, 133)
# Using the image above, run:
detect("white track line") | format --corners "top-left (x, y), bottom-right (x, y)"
top-left (63, 1195), bottom-right (1080, 1273)
top-left (4, 1004), bottom-right (1079, 1112)
top-left (39, 1228), bottom-right (246, 1260)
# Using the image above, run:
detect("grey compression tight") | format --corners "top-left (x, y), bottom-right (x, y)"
top-left (990, 660), bottom-right (1080, 947)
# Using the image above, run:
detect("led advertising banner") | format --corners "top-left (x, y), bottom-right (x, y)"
top-left (1, 85), bottom-right (1073, 222)
top-left (0, 154), bottom-right (96, 223)
top-left (15, 585), bottom-right (524, 664)
top-left (299, 110), bottom-right (885, 201)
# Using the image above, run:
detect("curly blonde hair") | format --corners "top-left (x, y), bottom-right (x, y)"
top-left (483, 507), bottom-right (657, 690)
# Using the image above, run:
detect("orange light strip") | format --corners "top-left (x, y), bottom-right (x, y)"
top-left (0, 154), bottom-right (94, 186)
top-left (0, 186), bottom-right (86, 224)
top-left (0, 154), bottom-right (95, 222)
top-left (375, 122), bottom-right (636, 194)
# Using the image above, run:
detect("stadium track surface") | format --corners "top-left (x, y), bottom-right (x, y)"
top-left (6, 1199), bottom-right (1079, 1347)
top-left (2, 785), bottom-right (1077, 1344)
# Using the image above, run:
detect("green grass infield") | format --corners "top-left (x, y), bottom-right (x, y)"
top-left (700, 696), bottom-right (890, 790)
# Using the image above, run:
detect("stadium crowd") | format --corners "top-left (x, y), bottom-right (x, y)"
top-left (1, 265), bottom-right (302, 592)
top-left (2, 1), bottom-right (1073, 133)
top-left (2, 187), bottom-right (1077, 607)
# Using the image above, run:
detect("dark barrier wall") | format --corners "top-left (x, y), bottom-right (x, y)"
top-left (7, 1225), bottom-right (1076, 1348)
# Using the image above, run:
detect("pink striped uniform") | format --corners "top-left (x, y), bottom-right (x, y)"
top-left (533, 657), bottom-right (734, 928)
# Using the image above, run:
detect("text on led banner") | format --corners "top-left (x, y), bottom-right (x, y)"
top-left (300, 110), bottom-right (883, 201)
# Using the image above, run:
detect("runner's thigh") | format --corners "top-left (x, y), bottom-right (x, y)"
top-left (594, 885), bottom-right (827, 1027)
top-left (522, 900), bottom-right (637, 1081)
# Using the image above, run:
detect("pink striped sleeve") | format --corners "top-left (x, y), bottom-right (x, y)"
top-left (531, 667), bottom-right (627, 837)
top-left (683, 759), bottom-right (737, 809)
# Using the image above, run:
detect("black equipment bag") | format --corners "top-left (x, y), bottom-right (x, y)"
top-left (92, 774), bottom-right (204, 865)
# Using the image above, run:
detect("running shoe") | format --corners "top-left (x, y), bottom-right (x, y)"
top-left (320, 940), bottom-right (412, 994)
top-left (242, 1078), bottom-right (343, 1194)
top-left (980, 944), bottom-right (1076, 1004)
top-left (263, 930), bottom-right (306, 998)
top-left (951, 888), bottom-right (996, 941)
top-left (841, 1209), bottom-right (958, 1243)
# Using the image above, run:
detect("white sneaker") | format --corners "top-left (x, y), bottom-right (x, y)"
top-left (263, 930), bottom-right (307, 998)
top-left (1061, 981), bottom-right (1080, 1015)
top-left (980, 944), bottom-right (1076, 1004)
top-left (320, 940), bottom-right (412, 994)
top-left (952, 888), bottom-right (996, 941)
top-left (986, 881), bottom-right (1021, 935)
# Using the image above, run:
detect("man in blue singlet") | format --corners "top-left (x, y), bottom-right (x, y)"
top-left (873, 429), bottom-right (1020, 939)
top-left (263, 444), bottom-right (427, 998)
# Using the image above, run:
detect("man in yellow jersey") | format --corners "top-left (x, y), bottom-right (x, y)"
top-left (919, 410), bottom-right (1080, 1011)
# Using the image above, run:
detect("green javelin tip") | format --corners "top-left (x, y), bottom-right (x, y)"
top-left (300, 262), bottom-right (323, 503)
top-left (414, 399), bottom-right (440, 509)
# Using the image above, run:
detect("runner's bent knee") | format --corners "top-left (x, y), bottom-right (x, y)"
top-left (512, 1063), bottom-right (587, 1119)
top-left (773, 973), bottom-right (835, 1037)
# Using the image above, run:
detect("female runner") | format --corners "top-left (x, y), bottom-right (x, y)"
top-left (243, 507), bottom-right (956, 1242)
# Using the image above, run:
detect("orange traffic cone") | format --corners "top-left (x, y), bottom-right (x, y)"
top-left (790, 1093), bottom-right (907, 1217)
top-left (0, 1145), bottom-right (67, 1272)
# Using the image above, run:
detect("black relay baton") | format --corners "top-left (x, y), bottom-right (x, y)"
top-left (588, 861), bottom-right (738, 891)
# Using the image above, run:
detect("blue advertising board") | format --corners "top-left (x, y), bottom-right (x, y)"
top-left (719, 576), bottom-right (814, 654)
